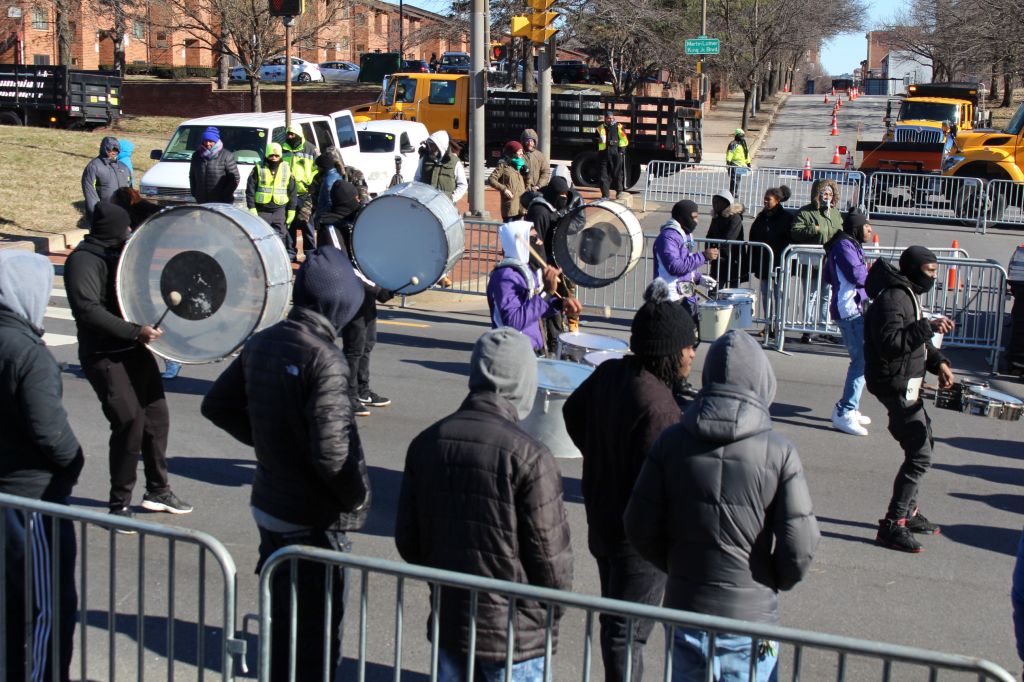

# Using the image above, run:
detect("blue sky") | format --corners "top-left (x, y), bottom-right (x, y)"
top-left (820, 0), bottom-right (898, 76)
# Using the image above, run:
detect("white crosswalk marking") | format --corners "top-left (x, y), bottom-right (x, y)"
top-left (42, 332), bottom-right (77, 347)
top-left (50, 288), bottom-right (67, 298)
top-left (45, 306), bottom-right (74, 321)
top-left (45, 274), bottom-right (78, 349)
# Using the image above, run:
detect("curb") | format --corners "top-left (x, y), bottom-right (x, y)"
top-left (1, 228), bottom-right (88, 255)
top-left (748, 92), bottom-right (789, 159)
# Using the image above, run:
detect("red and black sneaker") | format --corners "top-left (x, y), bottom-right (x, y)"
top-left (876, 518), bottom-right (924, 553)
top-left (905, 509), bottom-right (941, 535)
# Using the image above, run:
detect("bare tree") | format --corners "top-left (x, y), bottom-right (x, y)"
top-left (92, 0), bottom-right (137, 73)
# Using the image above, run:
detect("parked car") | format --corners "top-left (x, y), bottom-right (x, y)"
top-left (552, 61), bottom-right (590, 84)
top-left (354, 120), bottom-right (430, 195)
top-left (437, 51), bottom-right (471, 74)
top-left (229, 56), bottom-right (324, 83)
top-left (320, 60), bottom-right (360, 83)
top-left (401, 59), bottom-right (431, 73)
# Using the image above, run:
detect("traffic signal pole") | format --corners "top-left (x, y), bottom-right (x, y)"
top-left (468, 0), bottom-right (487, 216)
top-left (284, 18), bottom-right (294, 129)
top-left (538, 39), bottom-right (552, 159)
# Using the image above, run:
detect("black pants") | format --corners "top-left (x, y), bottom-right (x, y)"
top-left (287, 194), bottom-right (315, 260)
top-left (257, 205), bottom-right (289, 247)
top-left (878, 393), bottom-right (933, 521)
top-left (1006, 282), bottom-right (1024, 368)
top-left (600, 151), bottom-right (625, 198)
top-left (4, 506), bottom-right (77, 682)
top-left (341, 291), bottom-right (377, 400)
top-left (727, 165), bottom-right (744, 195)
top-left (256, 526), bottom-right (350, 682)
top-left (82, 346), bottom-right (170, 510)
top-left (594, 542), bottom-right (666, 682)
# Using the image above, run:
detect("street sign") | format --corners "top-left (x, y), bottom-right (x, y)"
top-left (685, 36), bottom-right (720, 55)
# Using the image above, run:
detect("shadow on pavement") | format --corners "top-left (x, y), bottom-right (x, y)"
top-left (939, 436), bottom-right (1024, 461)
top-left (358, 466), bottom-right (403, 538)
top-left (932, 462), bottom-right (1024, 486)
top-left (948, 492), bottom-right (1024, 514)
top-left (378, 331), bottom-right (477, 354)
top-left (940, 524), bottom-right (1020, 556)
top-left (401, 359), bottom-right (470, 377)
top-left (338, 658), bottom-right (429, 680)
top-left (82, 609), bottom-right (230, 673)
top-left (561, 476), bottom-right (583, 505)
top-left (167, 456), bottom-right (255, 487)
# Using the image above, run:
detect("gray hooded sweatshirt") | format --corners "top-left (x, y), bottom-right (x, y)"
top-left (81, 136), bottom-right (132, 217)
top-left (625, 331), bottom-right (819, 623)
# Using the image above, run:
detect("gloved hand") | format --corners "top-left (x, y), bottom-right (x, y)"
top-left (701, 274), bottom-right (718, 291)
top-left (248, 207), bottom-right (258, 216)
top-left (286, 210), bottom-right (296, 225)
top-left (375, 288), bottom-right (395, 304)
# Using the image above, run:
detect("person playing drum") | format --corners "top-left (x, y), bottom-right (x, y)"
top-left (487, 220), bottom-right (581, 356)
top-left (653, 199), bottom-right (719, 322)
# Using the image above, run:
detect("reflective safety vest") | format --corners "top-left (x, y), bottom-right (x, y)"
top-left (253, 163), bottom-right (291, 206)
top-left (597, 123), bottom-right (629, 151)
top-left (283, 141), bottom-right (317, 194)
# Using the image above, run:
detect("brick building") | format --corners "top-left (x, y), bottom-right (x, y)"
top-left (864, 30), bottom-right (906, 78)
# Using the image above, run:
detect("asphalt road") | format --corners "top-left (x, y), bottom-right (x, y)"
top-left (35, 93), bottom-right (1024, 679)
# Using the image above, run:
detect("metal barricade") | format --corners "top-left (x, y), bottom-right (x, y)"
top-left (258, 547), bottom-right (1015, 682)
top-left (980, 179), bottom-right (1024, 234)
top-left (865, 172), bottom-right (986, 228)
top-left (447, 218), bottom-right (503, 295)
top-left (737, 168), bottom-right (867, 214)
top-left (0, 492), bottom-right (244, 681)
top-left (643, 161), bottom-right (733, 210)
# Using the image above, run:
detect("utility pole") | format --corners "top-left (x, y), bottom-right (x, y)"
top-left (700, 0), bottom-right (707, 116)
top-left (538, 38), bottom-right (552, 159)
top-left (399, 0), bottom-right (404, 58)
top-left (284, 17), bottom-right (294, 129)
top-left (468, 0), bottom-right (487, 216)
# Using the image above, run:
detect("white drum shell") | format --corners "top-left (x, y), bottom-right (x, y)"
top-left (520, 359), bottom-right (594, 458)
top-left (698, 301), bottom-right (735, 342)
top-left (557, 331), bottom-right (629, 363)
top-left (717, 288), bottom-right (757, 329)
top-left (351, 182), bottom-right (464, 294)
top-left (116, 203), bottom-right (291, 364)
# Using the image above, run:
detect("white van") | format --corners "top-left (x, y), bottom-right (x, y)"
top-left (354, 120), bottom-right (429, 195)
top-left (139, 110), bottom-right (361, 206)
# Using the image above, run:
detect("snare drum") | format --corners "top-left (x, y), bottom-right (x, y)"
top-left (583, 350), bottom-right (627, 368)
top-left (520, 360), bottom-right (594, 458)
top-left (556, 331), bottom-right (629, 364)
top-left (963, 386), bottom-right (1024, 421)
top-left (934, 378), bottom-right (989, 412)
top-left (717, 288), bottom-right (757, 329)
top-left (551, 200), bottom-right (644, 288)
top-left (698, 300), bottom-right (736, 342)
top-left (351, 182), bottom-right (464, 294)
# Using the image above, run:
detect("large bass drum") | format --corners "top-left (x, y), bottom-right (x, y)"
top-left (116, 203), bottom-right (291, 364)
top-left (351, 182), bottom-right (464, 295)
top-left (551, 199), bottom-right (643, 288)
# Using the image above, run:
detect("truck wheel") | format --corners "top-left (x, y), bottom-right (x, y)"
top-left (0, 111), bottom-right (22, 126)
top-left (571, 152), bottom-right (603, 188)
top-left (625, 161), bottom-right (643, 190)
top-left (955, 186), bottom-right (983, 226)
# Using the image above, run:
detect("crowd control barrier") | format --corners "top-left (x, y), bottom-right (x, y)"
top-left (258, 547), bottom-right (1015, 682)
top-left (0, 493), bottom-right (244, 681)
top-left (980, 179), bottom-right (1024, 234)
top-left (440, 218), bottom-right (504, 298)
top-left (865, 172), bottom-right (986, 229)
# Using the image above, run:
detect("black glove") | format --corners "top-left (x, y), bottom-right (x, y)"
top-left (375, 288), bottom-right (395, 304)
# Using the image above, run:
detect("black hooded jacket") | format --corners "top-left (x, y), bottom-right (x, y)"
top-left (748, 206), bottom-right (794, 280)
top-left (64, 240), bottom-right (142, 360)
top-left (863, 259), bottom-right (948, 398)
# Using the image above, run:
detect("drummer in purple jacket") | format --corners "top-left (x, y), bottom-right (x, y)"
top-left (653, 200), bottom-right (719, 320)
top-left (487, 220), bottom-right (581, 354)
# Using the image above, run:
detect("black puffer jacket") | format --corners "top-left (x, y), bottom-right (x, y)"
top-left (748, 206), bottom-right (794, 280)
top-left (201, 307), bottom-right (370, 530)
top-left (625, 332), bottom-right (819, 624)
top-left (64, 238), bottom-right (143, 360)
top-left (395, 391), bottom-right (573, 662)
top-left (864, 259), bottom-right (948, 398)
top-left (706, 202), bottom-right (746, 287)
top-left (189, 146), bottom-right (240, 204)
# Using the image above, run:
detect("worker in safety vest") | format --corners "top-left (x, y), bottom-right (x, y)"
top-left (246, 142), bottom-right (297, 248)
top-left (725, 128), bottom-right (751, 195)
top-left (597, 110), bottom-right (629, 200)
top-left (282, 124), bottom-right (319, 262)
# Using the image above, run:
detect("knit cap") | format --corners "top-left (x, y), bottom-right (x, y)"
top-left (504, 140), bottom-right (523, 156)
top-left (266, 142), bottom-right (283, 157)
top-left (201, 126), bottom-right (220, 143)
top-left (630, 280), bottom-right (698, 356)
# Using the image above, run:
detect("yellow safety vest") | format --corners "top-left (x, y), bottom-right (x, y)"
top-left (253, 163), bottom-right (291, 206)
top-left (283, 142), bottom-right (317, 194)
top-left (597, 123), bottom-right (629, 151)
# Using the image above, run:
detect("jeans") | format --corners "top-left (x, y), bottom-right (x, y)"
top-left (438, 648), bottom-right (548, 682)
top-left (878, 393), bottom-right (934, 521)
top-left (341, 291), bottom-right (377, 399)
top-left (835, 315), bottom-right (866, 415)
top-left (671, 628), bottom-right (778, 682)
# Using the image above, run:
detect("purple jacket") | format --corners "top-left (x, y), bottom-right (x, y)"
top-left (486, 264), bottom-right (559, 351)
top-left (824, 233), bottom-right (868, 321)
top-left (653, 220), bottom-right (706, 304)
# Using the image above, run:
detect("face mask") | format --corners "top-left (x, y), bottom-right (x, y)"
top-left (907, 269), bottom-right (936, 295)
top-left (554, 196), bottom-right (568, 210)
top-left (511, 157), bottom-right (525, 170)
top-left (266, 157), bottom-right (281, 170)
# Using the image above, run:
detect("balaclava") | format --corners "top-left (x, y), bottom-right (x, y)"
top-left (899, 245), bottom-right (939, 295)
top-left (671, 199), bottom-right (700, 233)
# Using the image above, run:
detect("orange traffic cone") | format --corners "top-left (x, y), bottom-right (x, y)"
top-left (837, 98), bottom-right (842, 109)
top-left (872, 233), bottom-right (880, 247)
top-left (830, 118), bottom-right (839, 136)
top-left (802, 157), bottom-right (812, 181)
top-left (947, 239), bottom-right (960, 290)
top-left (824, 93), bottom-right (830, 104)
top-left (831, 146), bottom-right (843, 164)
top-left (832, 86), bottom-right (836, 96)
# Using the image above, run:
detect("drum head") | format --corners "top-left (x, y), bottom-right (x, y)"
top-left (970, 386), bottom-right (1024, 405)
top-left (536, 359), bottom-right (594, 392)
top-left (116, 204), bottom-right (291, 364)
top-left (558, 331), bottom-right (630, 353)
top-left (551, 200), bottom-right (643, 288)
top-left (351, 182), bottom-right (464, 295)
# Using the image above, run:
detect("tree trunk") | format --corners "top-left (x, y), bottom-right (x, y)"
top-left (1002, 68), bottom-right (1014, 108)
top-left (217, 27), bottom-right (229, 89)
top-left (250, 78), bottom-right (262, 113)
top-left (989, 61), bottom-right (999, 103)
top-left (741, 88), bottom-right (751, 131)
top-left (55, 1), bottom-right (72, 66)
top-left (523, 40), bottom-right (535, 94)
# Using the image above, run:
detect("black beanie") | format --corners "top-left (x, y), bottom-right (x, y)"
top-left (90, 201), bottom-right (131, 245)
top-left (671, 200), bottom-right (700, 233)
top-left (630, 280), bottom-right (699, 356)
top-left (843, 209), bottom-right (868, 242)
top-left (330, 180), bottom-right (361, 215)
top-left (292, 245), bottom-right (364, 333)
top-left (548, 176), bottom-right (570, 194)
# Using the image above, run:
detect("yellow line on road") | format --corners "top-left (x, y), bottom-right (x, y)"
top-left (379, 319), bottom-right (430, 329)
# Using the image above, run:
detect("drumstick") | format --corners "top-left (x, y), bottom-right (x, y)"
top-left (154, 291), bottom-right (182, 330)
top-left (394, 276), bottom-right (420, 294)
top-left (515, 234), bottom-right (612, 319)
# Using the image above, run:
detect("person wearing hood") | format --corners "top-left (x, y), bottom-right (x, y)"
top-left (563, 279), bottom-right (699, 682)
top-left (189, 126), bottom-right (240, 205)
top-left (395, 328), bottom-right (573, 679)
top-left (81, 136), bottom-right (131, 218)
top-left (245, 142), bottom-right (297, 246)
top-left (487, 219), bottom-right (579, 354)
top-left (520, 128), bottom-right (551, 191)
top-left (725, 128), bottom-right (750, 195)
top-left (653, 199), bottom-right (720, 321)
top-left (864, 246), bottom-right (954, 553)
top-left (823, 210), bottom-right (873, 436)
top-left (0, 250), bottom-right (83, 682)
top-left (748, 185), bottom-right (794, 338)
top-left (201, 245), bottom-right (371, 682)
top-left (597, 110), bottom-right (629, 200)
top-left (792, 179), bottom-right (842, 339)
top-left (317, 180), bottom-right (395, 417)
top-left (487, 140), bottom-right (528, 221)
top-left (625, 331), bottom-right (819, 682)
top-left (415, 130), bottom-right (468, 204)
top-left (314, 146), bottom-right (368, 219)
top-left (116, 138), bottom-right (136, 186)
top-left (706, 189), bottom-right (745, 289)
top-left (282, 123), bottom-right (320, 262)
top-left (64, 201), bottom-right (192, 518)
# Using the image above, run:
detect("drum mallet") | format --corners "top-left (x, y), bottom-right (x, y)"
top-left (515, 235), bottom-right (611, 319)
top-left (393, 276), bottom-right (420, 294)
top-left (153, 291), bottom-right (182, 330)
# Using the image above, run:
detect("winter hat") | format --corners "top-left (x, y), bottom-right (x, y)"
top-left (547, 176), bottom-right (570, 194)
top-left (266, 142), bottom-right (283, 157)
top-left (286, 123), bottom-right (303, 139)
top-left (843, 209), bottom-right (869, 242)
top-left (713, 189), bottom-right (735, 205)
top-left (89, 201), bottom-right (131, 245)
top-left (701, 330), bottom-right (777, 405)
top-left (316, 147), bottom-right (343, 173)
top-left (0, 250), bottom-right (53, 330)
top-left (330, 180), bottom-right (361, 215)
top-left (468, 327), bottom-right (538, 419)
top-left (291, 245), bottom-right (364, 334)
top-left (521, 128), bottom-right (539, 145)
top-left (899, 245), bottom-right (939, 294)
top-left (671, 199), bottom-right (700, 233)
top-left (734, 128), bottom-right (745, 137)
top-left (503, 140), bottom-right (523, 157)
top-left (630, 279), bottom-right (698, 356)
top-left (201, 127), bottom-right (220, 143)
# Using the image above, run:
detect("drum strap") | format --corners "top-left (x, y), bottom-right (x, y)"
top-left (495, 260), bottom-right (541, 298)
top-left (655, 223), bottom-right (696, 300)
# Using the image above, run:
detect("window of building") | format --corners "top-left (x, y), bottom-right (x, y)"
top-left (341, 6), bottom-right (349, 17)
top-left (374, 13), bottom-right (382, 34)
top-left (341, 37), bottom-right (349, 48)
top-left (31, 8), bottom-right (46, 30)
top-left (132, 20), bottom-right (144, 40)
top-left (156, 31), bottom-right (168, 48)
top-left (355, 13), bottom-right (366, 26)
top-left (33, 54), bottom-right (50, 65)
top-left (356, 43), bottom-right (365, 53)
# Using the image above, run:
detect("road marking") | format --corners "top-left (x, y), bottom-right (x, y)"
top-left (379, 319), bottom-right (430, 329)
top-left (43, 333), bottom-right (77, 347)
top-left (50, 288), bottom-right (67, 299)
top-left (45, 306), bottom-right (75, 320)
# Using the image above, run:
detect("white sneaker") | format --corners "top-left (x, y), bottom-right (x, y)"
top-left (832, 407), bottom-right (868, 436)
top-left (853, 410), bottom-right (871, 426)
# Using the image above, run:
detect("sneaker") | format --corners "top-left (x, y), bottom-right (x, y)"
top-left (800, 333), bottom-right (812, 344)
top-left (351, 399), bottom-right (371, 417)
top-left (853, 410), bottom-right (871, 426)
top-left (108, 507), bottom-right (137, 534)
top-left (141, 491), bottom-right (193, 515)
top-left (876, 518), bottom-right (924, 553)
top-left (906, 509), bottom-right (941, 535)
top-left (831, 407), bottom-right (868, 436)
top-left (161, 361), bottom-right (181, 380)
top-left (358, 391), bottom-right (391, 407)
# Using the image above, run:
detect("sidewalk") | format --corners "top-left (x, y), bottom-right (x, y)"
top-left (701, 92), bottom-right (789, 165)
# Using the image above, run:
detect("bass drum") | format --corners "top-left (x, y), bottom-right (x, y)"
top-left (116, 203), bottom-right (291, 364)
top-left (351, 182), bottom-right (464, 295)
top-left (551, 199), bottom-right (643, 288)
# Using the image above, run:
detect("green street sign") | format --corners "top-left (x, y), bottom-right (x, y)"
top-left (685, 36), bottom-right (720, 55)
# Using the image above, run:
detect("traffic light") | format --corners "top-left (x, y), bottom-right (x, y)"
top-left (492, 43), bottom-right (508, 61)
top-left (511, 0), bottom-right (558, 44)
top-left (269, 0), bottom-right (304, 17)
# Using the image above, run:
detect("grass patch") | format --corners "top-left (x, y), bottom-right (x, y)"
top-left (989, 90), bottom-right (1024, 129)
